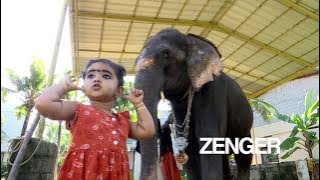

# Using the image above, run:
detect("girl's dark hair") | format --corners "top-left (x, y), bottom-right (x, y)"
top-left (82, 59), bottom-right (126, 87)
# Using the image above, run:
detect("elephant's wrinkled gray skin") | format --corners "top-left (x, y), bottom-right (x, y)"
top-left (134, 28), bottom-right (253, 180)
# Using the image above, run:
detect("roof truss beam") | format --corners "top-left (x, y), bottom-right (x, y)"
top-left (200, 0), bottom-right (235, 36)
top-left (248, 62), bottom-right (319, 98)
top-left (278, 0), bottom-right (319, 21)
top-left (76, 11), bottom-right (312, 67)
top-left (78, 49), bottom-right (274, 84)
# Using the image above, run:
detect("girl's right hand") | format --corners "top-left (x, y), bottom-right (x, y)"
top-left (63, 74), bottom-right (83, 92)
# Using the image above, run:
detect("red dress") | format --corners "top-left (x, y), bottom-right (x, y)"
top-left (58, 103), bottom-right (130, 180)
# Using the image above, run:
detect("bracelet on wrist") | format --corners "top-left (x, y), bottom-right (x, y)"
top-left (135, 102), bottom-right (144, 108)
top-left (136, 105), bottom-right (146, 111)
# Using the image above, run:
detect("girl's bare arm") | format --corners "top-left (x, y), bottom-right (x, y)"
top-left (35, 76), bottom-right (81, 121)
top-left (128, 102), bottom-right (155, 140)
top-left (125, 89), bottom-right (156, 140)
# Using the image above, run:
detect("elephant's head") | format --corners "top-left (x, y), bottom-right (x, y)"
top-left (135, 28), bottom-right (223, 101)
top-left (186, 33), bottom-right (224, 90)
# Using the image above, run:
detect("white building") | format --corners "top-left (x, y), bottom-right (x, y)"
top-left (251, 73), bottom-right (319, 164)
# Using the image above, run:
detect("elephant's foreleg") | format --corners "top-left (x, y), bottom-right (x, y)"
top-left (195, 118), bottom-right (226, 179)
top-left (200, 154), bottom-right (224, 180)
top-left (234, 153), bottom-right (252, 180)
top-left (223, 155), bottom-right (234, 180)
top-left (184, 131), bottom-right (201, 180)
top-left (234, 136), bottom-right (253, 180)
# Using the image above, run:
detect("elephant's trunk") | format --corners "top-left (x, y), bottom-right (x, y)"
top-left (134, 64), bottom-right (163, 180)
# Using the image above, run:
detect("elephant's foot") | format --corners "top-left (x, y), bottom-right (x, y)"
top-left (237, 170), bottom-right (250, 180)
top-left (224, 174), bottom-right (235, 180)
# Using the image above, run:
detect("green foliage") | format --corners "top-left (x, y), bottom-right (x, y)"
top-left (266, 151), bottom-right (279, 162)
top-left (1, 87), bottom-right (7, 125)
top-left (1, 87), bottom-right (9, 102)
top-left (5, 59), bottom-right (46, 95)
top-left (4, 59), bottom-right (47, 135)
top-left (43, 122), bottom-right (71, 167)
top-left (44, 123), bottom-right (59, 142)
top-left (1, 86), bottom-right (15, 124)
top-left (280, 137), bottom-right (301, 151)
top-left (1, 160), bottom-right (8, 178)
top-left (5, 59), bottom-right (46, 98)
top-left (30, 60), bottom-right (46, 91)
top-left (1, 87), bottom-right (10, 144)
top-left (1, 129), bottom-right (9, 144)
top-left (14, 105), bottom-right (28, 120)
top-left (57, 70), bottom-right (87, 103)
top-left (57, 128), bottom-right (71, 165)
top-left (251, 90), bottom-right (319, 159)
top-left (112, 81), bottom-right (138, 122)
top-left (249, 98), bottom-right (277, 121)
top-left (249, 98), bottom-right (292, 122)
top-left (112, 82), bottom-right (133, 112)
top-left (281, 146), bottom-right (301, 159)
top-left (180, 171), bottom-right (187, 180)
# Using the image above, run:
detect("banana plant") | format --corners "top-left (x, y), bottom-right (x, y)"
top-left (277, 90), bottom-right (319, 159)
top-left (249, 98), bottom-right (277, 122)
top-left (250, 90), bottom-right (319, 159)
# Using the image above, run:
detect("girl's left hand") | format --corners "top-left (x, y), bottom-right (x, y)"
top-left (124, 88), bottom-right (144, 106)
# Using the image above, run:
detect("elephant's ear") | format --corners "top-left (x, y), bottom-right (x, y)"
top-left (186, 34), bottom-right (223, 90)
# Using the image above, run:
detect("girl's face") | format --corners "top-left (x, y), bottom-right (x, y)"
top-left (83, 62), bottom-right (121, 102)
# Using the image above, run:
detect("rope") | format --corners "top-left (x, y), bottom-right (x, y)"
top-left (8, 139), bottom-right (23, 153)
top-left (7, 138), bottom-right (43, 166)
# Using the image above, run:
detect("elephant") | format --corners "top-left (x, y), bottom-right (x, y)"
top-left (134, 28), bottom-right (253, 180)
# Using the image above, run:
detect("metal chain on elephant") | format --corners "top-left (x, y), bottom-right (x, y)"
top-left (171, 87), bottom-right (195, 165)
top-left (175, 87), bottom-right (195, 140)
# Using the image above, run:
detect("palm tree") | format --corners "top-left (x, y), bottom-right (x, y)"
top-left (5, 59), bottom-right (46, 136)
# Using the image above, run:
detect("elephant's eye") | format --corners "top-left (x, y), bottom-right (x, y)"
top-left (162, 50), bottom-right (169, 59)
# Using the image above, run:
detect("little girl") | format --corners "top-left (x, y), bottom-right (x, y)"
top-left (35, 59), bottom-right (155, 180)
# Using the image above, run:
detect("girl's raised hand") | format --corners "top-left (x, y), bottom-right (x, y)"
top-left (124, 88), bottom-right (144, 106)
top-left (62, 74), bottom-right (83, 92)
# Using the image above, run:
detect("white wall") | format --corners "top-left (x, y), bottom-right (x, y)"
top-left (252, 74), bottom-right (319, 163)
top-left (253, 74), bottom-right (319, 127)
